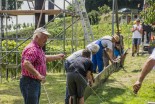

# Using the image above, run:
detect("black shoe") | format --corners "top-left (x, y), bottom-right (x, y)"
top-left (137, 53), bottom-right (139, 56)
top-left (93, 70), bottom-right (96, 73)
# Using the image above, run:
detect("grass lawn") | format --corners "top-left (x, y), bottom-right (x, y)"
top-left (0, 73), bottom-right (67, 104)
top-left (1, 50), bottom-right (155, 104)
top-left (86, 51), bottom-right (155, 104)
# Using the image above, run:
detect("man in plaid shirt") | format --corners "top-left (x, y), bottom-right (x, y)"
top-left (20, 27), bottom-right (65, 104)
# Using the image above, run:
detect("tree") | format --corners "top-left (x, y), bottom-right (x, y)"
top-left (67, 4), bottom-right (74, 12)
top-left (31, 23), bottom-right (33, 27)
top-left (22, 23), bottom-right (26, 29)
top-left (88, 10), bottom-right (100, 25)
top-left (141, 0), bottom-right (155, 25)
top-left (85, 0), bottom-right (144, 13)
top-left (2, 0), bottom-right (23, 10)
top-left (17, 24), bottom-right (21, 29)
top-left (27, 23), bottom-right (29, 27)
top-left (98, 4), bottom-right (111, 15)
top-left (7, 24), bottom-right (12, 31)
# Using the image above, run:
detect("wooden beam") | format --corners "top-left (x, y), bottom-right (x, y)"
top-left (84, 49), bottom-right (128, 100)
top-left (0, 10), bottom-right (61, 16)
top-left (84, 63), bottom-right (121, 100)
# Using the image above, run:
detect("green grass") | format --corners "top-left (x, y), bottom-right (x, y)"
top-left (0, 73), bottom-right (67, 104)
top-left (1, 52), bottom-right (155, 104)
top-left (86, 52), bottom-right (155, 104)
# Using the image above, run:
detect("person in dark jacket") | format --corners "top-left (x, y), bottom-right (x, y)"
top-left (64, 43), bottom-right (99, 104)
top-left (67, 49), bottom-right (94, 104)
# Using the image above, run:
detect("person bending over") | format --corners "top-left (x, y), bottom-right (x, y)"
top-left (67, 49), bottom-right (94, 104)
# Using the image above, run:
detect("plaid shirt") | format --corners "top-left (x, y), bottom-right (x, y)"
top-left (21, 40), bottom-right (46, 79)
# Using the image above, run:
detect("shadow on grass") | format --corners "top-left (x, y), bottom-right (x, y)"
top-left (131, 69), bottom-right (141, 73)
top-left (86, 79), bottom-right (126, 104)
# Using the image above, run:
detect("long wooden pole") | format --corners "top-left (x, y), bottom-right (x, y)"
top-left (48, 0), bottom-right (54, 22)
top-left (35, 0), bottom-right (46, 51)
top-left (112, 0), bottom-right (115, 36)
top-left (115, 0), bottom-right (119, 34)
top-left (0, 0), bottom-right (2, 83)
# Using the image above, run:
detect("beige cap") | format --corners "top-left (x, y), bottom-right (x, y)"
top-left (34, 27), bottom-right (51, 36)
top-left (113, 35), bottom-right (120, 42)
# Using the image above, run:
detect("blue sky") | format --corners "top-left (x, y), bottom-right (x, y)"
top-left (7, 0), bottom-right (71, 25)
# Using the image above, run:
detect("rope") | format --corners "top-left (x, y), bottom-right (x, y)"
top-left (42, 84), bottom-right (52, 104)
top-left (49, 61), bottom-right (62, 73)
top-left (70, 61), bottom-right (104, 103)
top-left (111, 76), bottom-right (136, 96)
top-left (46, 18), bottom-right (80, 45)
top-left (0, 1), bottom-right (80, 61)
top-left (74, 70), bottom-right (104, 103)
top-left (0, 0), bottom-right (46, 60)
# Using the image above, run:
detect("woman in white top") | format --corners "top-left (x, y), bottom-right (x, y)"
top-left (131, 18), bottom-right (143, 56)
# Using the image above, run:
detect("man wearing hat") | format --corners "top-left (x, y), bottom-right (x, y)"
top-left (114, 29), bottom-right (126, 67)
top-left (114, 29), bottom-right (124, 57)
top-left (91, 35), bottom-right (120, 73)
top-left (20, 27), bottom-right (65, 104)
top-left (131, 18), bottom-right (143, 56)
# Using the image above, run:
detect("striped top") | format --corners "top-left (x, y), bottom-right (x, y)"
top-left (21, 40), bottom-right (46, 79)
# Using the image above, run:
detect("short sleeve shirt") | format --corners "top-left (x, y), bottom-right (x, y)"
top-left (132, 24), bottom-right (142, 38)
top-left (66, 50), bottom-right (83, 63)
top-left (149, 48), bottom-right (155, 69)
top-left (101, 36), bottom-right (113, 50)
top-left (69, 57), bottom-right (93, 77)
top-left (21, 41), bottom-right (46, 79)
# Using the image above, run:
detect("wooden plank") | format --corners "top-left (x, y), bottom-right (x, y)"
top-left (148, 102), bottom-right (155, 104)
top-left (84, 49), bottom-right (128, 100)
top-left (0, 10), bottom-right (61, 16)
top-left (84, 63), bottom-right (121, 100)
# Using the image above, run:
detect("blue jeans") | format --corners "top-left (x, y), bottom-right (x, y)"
top-left (20, 76), bottom-right (41, 104)
top-left (64, 60), bottom-right (71, 104)
top-left (65, 85), bottom-right (69, 104)
top-left (132, 38), bottom-right (141, 45)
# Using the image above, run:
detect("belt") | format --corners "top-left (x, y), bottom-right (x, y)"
top-left (22, 75), bottom-right (41, 82)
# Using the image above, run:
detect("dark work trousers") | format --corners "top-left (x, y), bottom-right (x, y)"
top-left (20, 76), bottom-right (41, 104)
top-left (64, 60), bottom-right (71, 104)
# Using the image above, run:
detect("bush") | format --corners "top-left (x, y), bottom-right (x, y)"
top-left (88, 10), bottom-right (100, 25)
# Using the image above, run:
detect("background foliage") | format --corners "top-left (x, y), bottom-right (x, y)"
top-left (85, 0), bottom-right (144, 12)
top-left (141, 0), bottom-right (155, 25)
top-left (1, 0), bottom-right (23, 10)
